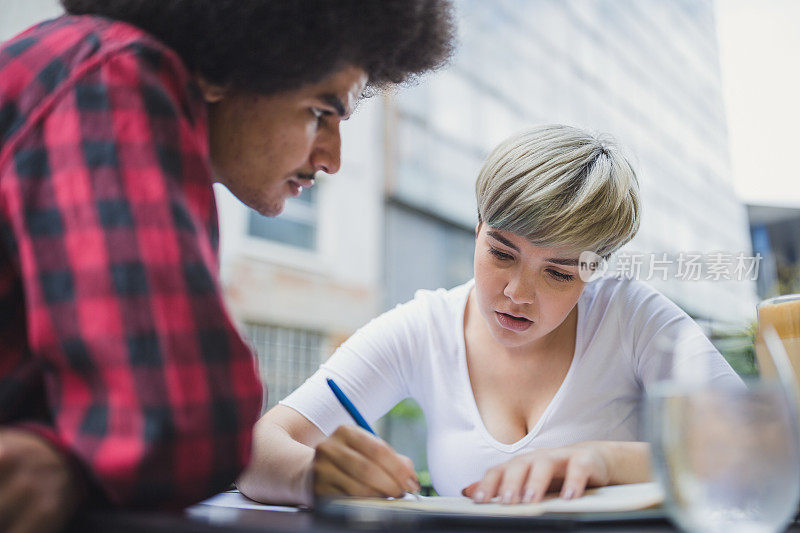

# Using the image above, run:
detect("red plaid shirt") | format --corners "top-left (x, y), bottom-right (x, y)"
top-left (0, 16), bottom-right (262, 508)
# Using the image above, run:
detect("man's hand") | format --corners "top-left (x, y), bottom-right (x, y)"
top-left (311, 425), bottom-right (420, 498)
top-left (0, 429), bottom-right (81, 533)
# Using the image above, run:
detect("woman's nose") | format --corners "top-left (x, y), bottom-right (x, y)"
top-left (503, 275), bottom-right (535, 304)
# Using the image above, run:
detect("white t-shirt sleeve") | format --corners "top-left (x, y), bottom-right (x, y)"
top-left (616, 279), bottom-right (743, 388)
top-left (280, 295), bottom-right (428, 436)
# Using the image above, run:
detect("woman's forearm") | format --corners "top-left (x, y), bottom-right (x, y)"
top-left (236, 417), bottom-right (316, 506)
top-left (595, 441), bottom-right (652, 485)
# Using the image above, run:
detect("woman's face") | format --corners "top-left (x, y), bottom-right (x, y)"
top-left (473, 224), bottom-right (587, 350)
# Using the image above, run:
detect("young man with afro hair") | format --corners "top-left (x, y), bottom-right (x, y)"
top-left (0, 1), bottom-right (455, 531)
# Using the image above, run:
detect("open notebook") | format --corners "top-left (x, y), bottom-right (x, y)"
top-left (321, 482), bottom-right (664, 517)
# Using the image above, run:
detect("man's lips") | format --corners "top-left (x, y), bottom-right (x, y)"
top-left (293, 174), bottom-right (316, 188)
top-left (287, 175), bottom-right (316, 197)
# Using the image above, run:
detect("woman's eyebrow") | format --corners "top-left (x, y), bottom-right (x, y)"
top-left (546, 257), bottom-right (579, 266)
top-left (487, 230), bottom-right (578, 265)
top-left (486, 230), bottom-right (519, 252)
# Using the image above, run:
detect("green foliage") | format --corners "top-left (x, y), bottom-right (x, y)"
top-left (416, 469), bottom-right (438, 496)
top-left (776, 262), bottom-right (800, 297)
top-left (386, 398), bottom-right (424, 419)
top-left (710, 322), bottom-right (758, 377)
top-left (417, 469), bottom-right (432, 486)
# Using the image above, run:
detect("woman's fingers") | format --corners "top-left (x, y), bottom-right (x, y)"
top-left (560, 448), bottom-right (609, 499)
top-left (522, 457), bottom-right (558, 503)
top-left (312, 426), bottom-right (419, 498)
top-left (496, 459), bottom-right (531, 504)
top-left (471, 464), bottom-right (504, 503)
top-left (559, 454), bottom-right (594, 499)
top-left (470, 456), bottom-right (560, 504)
top-left (316, 433), bottom-right (403, 497)
top-left (464, 443), bottom-right (622, 506)
top-left (338, 427), bottom-right (419, 493)
top-left (461, 481), bottom-right (478, 498)
top-left (313, 460), bottom-right (385, 498)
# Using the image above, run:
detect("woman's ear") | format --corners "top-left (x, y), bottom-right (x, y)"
top-left (196, 76), bottom-right (227, 103)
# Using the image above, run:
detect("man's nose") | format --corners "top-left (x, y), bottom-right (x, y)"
top-left (310, 124), bottom-right (342, 174)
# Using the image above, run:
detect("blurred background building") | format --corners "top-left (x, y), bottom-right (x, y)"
top-left (220, 0), bottom-right (761, 465)
top-left (748, 204), bottom-right (800, 298)
top-left (3, 0), bottom-right (785, 474)
top-left (221, 0), bottom-right (761, 410)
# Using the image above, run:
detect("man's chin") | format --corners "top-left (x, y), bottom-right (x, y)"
top-left (250, 197), bottom-right (285, 218)
top-left (260, 203), bottom-right (284, 217)
top-left (215, 179), bottom-right (285, 217)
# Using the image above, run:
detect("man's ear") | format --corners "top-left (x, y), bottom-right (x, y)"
top-left (196, 77), bottom-right (227, 103)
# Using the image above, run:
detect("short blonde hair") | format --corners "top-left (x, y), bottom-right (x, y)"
top-left (475, 124), bottom-right (640, 258)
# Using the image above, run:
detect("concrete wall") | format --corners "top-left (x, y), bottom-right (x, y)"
top-left (1, 0), bottom-right (62, 42)
top-left (217, 95), bottom-right (388, 339)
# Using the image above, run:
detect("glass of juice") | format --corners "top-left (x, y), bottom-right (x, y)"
top-left (756, 294), bottom-right (800, 397)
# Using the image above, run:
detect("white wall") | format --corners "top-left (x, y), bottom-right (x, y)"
top-left (1, 0), bottom-right (62, 42)
top-left (217, 95), bottom-right (387, 337)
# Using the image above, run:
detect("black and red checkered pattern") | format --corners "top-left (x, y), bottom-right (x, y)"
top-left (0, 15), bottom-right (262, 508)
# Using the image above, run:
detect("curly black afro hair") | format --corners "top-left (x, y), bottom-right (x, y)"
top-left (60, 0), bottom-right (457, 94)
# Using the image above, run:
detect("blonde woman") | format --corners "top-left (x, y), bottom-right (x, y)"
top-left (237, 125), bottom-right (741, 506)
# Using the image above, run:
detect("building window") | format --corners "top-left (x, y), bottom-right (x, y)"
top-left (385, 199), bottom-right (475, 308)
top-left (245, 323), bottom-right (325, 411)
top-left (246, 186), bottom-right (318, 250)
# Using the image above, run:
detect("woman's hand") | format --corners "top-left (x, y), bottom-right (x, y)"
top-left (461, 441), bottom-right (651, 504)
top-left (312, 425), bottom-right (420, 498)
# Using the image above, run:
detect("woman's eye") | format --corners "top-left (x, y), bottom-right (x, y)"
top-left (489, 248), bottom-right (513, 261)
top-left (547, 269), bottom-right (575, 282)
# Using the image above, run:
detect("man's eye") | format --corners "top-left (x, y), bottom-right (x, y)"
top-left (489, 248), bottom-right (513, 261)
top-left (310, 107), bottom-right (329, 122)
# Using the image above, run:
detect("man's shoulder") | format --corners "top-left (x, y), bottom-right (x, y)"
top-left (0, 15), bottom-right (192, 148)
top-left (1, 14), bottom-right (181, 74)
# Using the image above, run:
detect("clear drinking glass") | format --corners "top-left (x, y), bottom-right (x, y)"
top-left (647, 381), bottom-right (800, 533)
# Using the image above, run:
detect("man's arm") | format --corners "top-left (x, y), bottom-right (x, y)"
top-left (0, 41), bottom-right (262, 510)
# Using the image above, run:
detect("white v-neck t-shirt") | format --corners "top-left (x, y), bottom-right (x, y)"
top-left (281, 276), bottom-right (741, 496)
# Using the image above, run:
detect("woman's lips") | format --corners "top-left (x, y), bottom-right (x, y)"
top-left (495, 311), bottom-right (533, 332)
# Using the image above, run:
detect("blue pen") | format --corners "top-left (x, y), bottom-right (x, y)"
top-left (326, 378), bottom-right (376, 435)
top-left (326, 378), bottom-right (421, 499)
